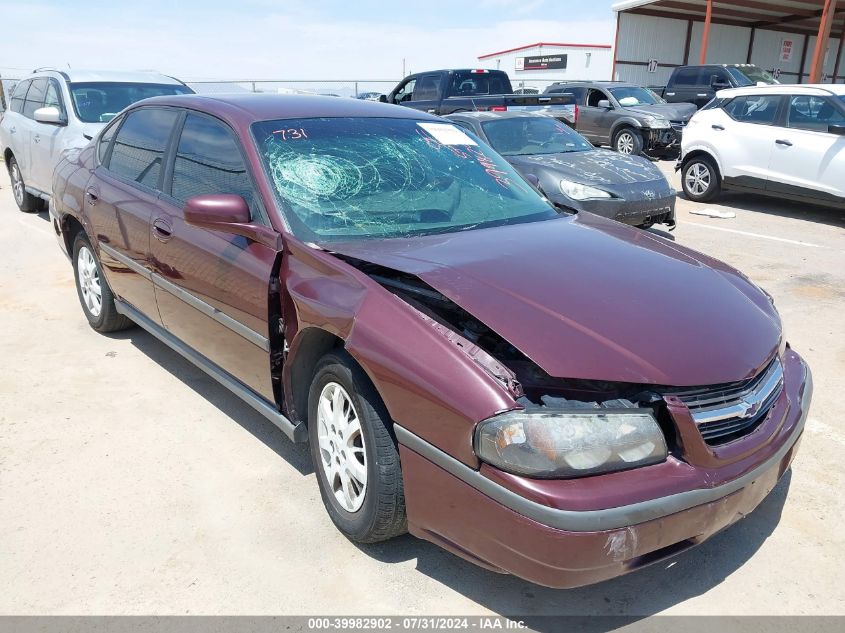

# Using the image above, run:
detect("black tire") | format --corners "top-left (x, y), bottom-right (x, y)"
top-left (72, 233), bottom-right (134, 333)
top-left (681, 155), bottom-right (721, 203)
top-left (8, 156), bottom-right (42, 212)
top-left (307, 350), bottom-right (406, 543)
top-left (613, 127), bottom-right (643, 156)
top-left (637, 221), bottom-right (655, 230)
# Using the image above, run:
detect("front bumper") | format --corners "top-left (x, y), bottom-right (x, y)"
top-left (398, 352), bottom-right (811, 588)
top-left (644, 126), bottom-right (683, 156)
top-left (557, 192), bottom-right (676, 228)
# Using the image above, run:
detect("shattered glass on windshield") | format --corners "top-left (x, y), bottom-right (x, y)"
top-left (252, 117), bottom-right (555, 240)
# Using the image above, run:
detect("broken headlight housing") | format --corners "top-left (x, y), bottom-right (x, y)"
top-left (475, 408), bottom-right (667, 478)
top-left (559, 179), bottom-right (612, 200)
top-left (644, 116), bottom-right (671, 129)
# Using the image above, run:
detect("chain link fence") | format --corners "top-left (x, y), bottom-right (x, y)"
top-left (186, 80), bottom-right (399, 100)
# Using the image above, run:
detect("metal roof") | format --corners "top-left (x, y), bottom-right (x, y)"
top-left (612, 0), bottom-right (844, 38)
top-left (478, 42), bottom-right (612, 60)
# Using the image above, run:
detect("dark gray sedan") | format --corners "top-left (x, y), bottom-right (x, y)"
top-left (445, 111), bottom-right (676, 229)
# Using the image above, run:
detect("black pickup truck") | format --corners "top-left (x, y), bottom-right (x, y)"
top-left (381, 69), bottom-right (574, 119)
top-left (652, 64), bottom-right (779, 109)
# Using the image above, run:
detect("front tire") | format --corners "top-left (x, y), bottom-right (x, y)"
top-left (308, 351), bottom-right (406, 543)
top-left (8, 157), bottom-right (42, 212)
top-left (682, 156), bottom-right (721, 202)
top-left (72, 233), bottom-right (133, 333)
top-left (613, 128), bottom-right (643, 156)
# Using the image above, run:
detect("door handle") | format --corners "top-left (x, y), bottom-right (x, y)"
top-left (152, 218), bottom-right (173, 241)
top-left (697, 93), bottom-right (708, 97)
top-left (84, 188), bottom-right (99, 205)
top-left (775, 139), bottom-right (793, 147)
top-left (9, 126), bottom-right (16, 134)
top-left (712, 125), bottom-right (725, 131)
top-left (666, 93), bottom-right (675, 97)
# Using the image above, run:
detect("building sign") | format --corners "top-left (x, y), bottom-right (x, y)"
top-left (780, 39), bottom-right (794, 63)
top-left (515, 55), bottom-right (568, 71)
top-left (647, 59), bottom-right (659, 73)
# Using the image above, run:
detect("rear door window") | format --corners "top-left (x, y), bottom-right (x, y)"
top-left (672, 67), bottom-right (702, 87)
top-left (23, 79), bottom-right (48, 119)
top-left (724, 95), bottom-right (783, 125)
top-left (413, 74), bottom-right (441, 101)
top-left (786, 95), bottom-right (845, 132)
top-left (169, 113), bottom-right (264, 222)
top-left (107, 108), bottom-right (179, 189)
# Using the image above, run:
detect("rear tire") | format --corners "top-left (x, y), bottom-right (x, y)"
top-left (682, 156), bottom-right (721, 202)
top-left (308, 350), bottom-right (406, 543)
top-left (613, 128), bottom-right (643, 156)
top-left (72, 233), bottom-right (134, 333)
top-left (8, 157), bottom-right (42, 212)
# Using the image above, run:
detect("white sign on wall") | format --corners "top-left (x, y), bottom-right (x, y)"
top-left (780, 39), bottom-right (794, 63)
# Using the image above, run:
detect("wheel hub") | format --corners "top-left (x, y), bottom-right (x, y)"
top-left (316, 382), bottom-right (367, 513)
top-left (77, 246), bottom-right (103, 318)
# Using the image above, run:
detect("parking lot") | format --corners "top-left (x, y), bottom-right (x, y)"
top-left (0, 159), bottom-right (843, 619)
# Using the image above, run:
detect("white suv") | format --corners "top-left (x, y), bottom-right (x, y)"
top-left (678, 84), bottom-right (845, 207)
top-left (1, 69), bottom-right (192, 212)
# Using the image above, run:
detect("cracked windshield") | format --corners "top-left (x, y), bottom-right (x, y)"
top-left (253, 117), bottom-right (556, 240)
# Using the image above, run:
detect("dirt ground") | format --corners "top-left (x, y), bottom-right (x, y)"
top-left (1, 161), bottom-right (843, 619)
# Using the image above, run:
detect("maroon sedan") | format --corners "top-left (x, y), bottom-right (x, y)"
top-left (50, 94), bottom-right (811, 588)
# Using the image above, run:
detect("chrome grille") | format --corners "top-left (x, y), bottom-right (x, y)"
top-left (667, 359), bottom-right (784, 446)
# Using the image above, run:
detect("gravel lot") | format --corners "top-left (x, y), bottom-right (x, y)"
top-left (1, 161), bottom-right (844, 618)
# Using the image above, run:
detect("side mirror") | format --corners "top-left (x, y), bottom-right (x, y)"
top-left (184, 194), bottom-right (281, 247)
top-left (597, 99), bottom-right (611, 109)
top-left (378, 94), bottom-right (388, 103)
top-left (34, 106), bottom-right (65, 125)
top-left (829, 123), bottom-right (845, 136)
top-left (185, 194), bottom-right (250, 228)
top-left (524, 173), bottom-right (540, 188)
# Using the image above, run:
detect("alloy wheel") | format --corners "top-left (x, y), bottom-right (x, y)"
top-left (11, 163), bottom-right (25, 207)
top-left (685, 162), bottom-right (711, 197)
top-left (316, 382), bottom-right (367, 513)
top-left (617, 132), bottom-right (635, 154)
top-left (77, 246), bottom-right (103, 318)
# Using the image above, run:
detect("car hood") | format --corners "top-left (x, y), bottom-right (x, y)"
top-left (625, 103), bottom-right (697, 121)
top-left (507, 149), bottom-right (667, 187)
top-left (325, 214), bottom-right (780, 387)
top-left (80, 122), bottom-right (106, 141)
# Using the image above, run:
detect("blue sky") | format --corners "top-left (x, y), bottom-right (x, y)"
top-left (0, 0), bottom-right (619, 80)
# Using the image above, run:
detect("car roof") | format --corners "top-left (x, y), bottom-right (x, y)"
top-left (717, 84), bottom-right (845, 98)
top-left (131, 93), bottom-right (443, 126)
top-left (445, 111), bottom-right (559, 122)
top-left (549, 81), bottom-right (633, 88)
top-left (30, 69), bottom-right (186, 85)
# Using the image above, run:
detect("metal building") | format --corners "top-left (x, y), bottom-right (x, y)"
top-left (612, 0), bottom-right (844, 85)
top-left (477, 42), bottom-right (613, 91)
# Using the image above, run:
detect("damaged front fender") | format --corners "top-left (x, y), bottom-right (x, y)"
top-left (281, 240), bottom-right (518, 466)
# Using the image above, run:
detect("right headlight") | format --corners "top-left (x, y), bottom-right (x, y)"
top-left (559, 179), bottom-right (612, 200)
top-left (475, 408), bottom-right (667, 479)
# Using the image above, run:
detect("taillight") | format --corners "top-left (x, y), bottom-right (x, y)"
top-left (471, 69), bottom-right (490, 74)
top-left (489, 105), bottom-right (507, 112)
top-left (574, 104), bottom-right (579, 124)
